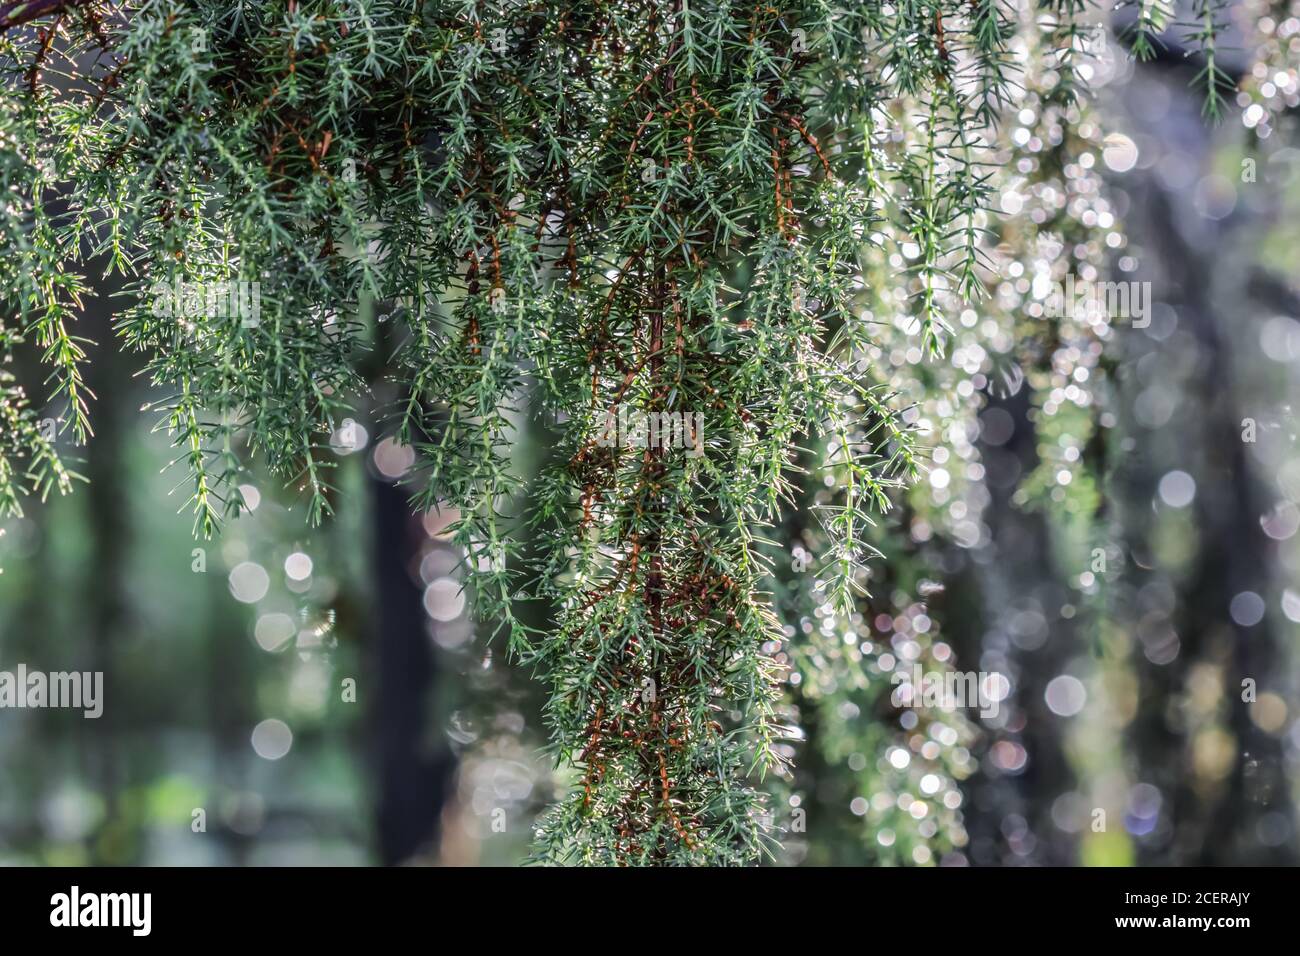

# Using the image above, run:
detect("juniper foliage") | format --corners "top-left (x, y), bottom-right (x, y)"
top-left (0, 0), bottom-right (1237, 864)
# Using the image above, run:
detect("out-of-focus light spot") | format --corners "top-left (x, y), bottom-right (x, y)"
top-left (1051, 791), bottom-right (1087, 833)
top-left (849, 797), bottom-right (868, 816)
top-left (238, 484), bottom-right (261, 513)
top-left (980, 407), bottom-right (1015, 446)
top-left (422, 509), bottom-right (459, 538)
top-left (1125, 813), bottom-right (1158, 836)
top-left (991, 740), bottom-right (1027, 773)
top-left (1192, 728), bottom-right (1235, 781)
top-left (221, 538), bottom-right (249, 566)
top-left (1258, 812), bottom-right (1292, 847)
top-left (982, 672), bottom-right (1011, 704)
top-left (254, 612), bottom-right (296, 652)
top-left (1194, 175), bottom-right (1236, 220)
top-left (912, 845), bottom-right (932, 864)
top-left (251, 718), bottom-right (293, 760)
top-left (228, 562), bottom-right (270, 604)
top-left (284, 551), bottom-right (313, 582)
top-left (1031, 272), bottom-right (1054, 300)
top-left (1187, 664), bottom-right (1222, 711)
top-left (1260, 316), bottom-right (1300, 361)
top-left (888, 747), bottom-right (910, 770)
top-left (224, 792), bottom-right (266, 836)
top-left (1128, 782), bottom-right (1162, 820)
top-left (1230, 591), bottom-right (1266, 626)
top-left (1157, 150), bottom-right (1197, 189)
top-left (1102, 133), bottom-right (1138, 172)
top-left (1045, 675), bottom-right (1087, 716)
top-left (1143, 627), bottom-right (1181, 665)
top-left (1134, 386), bottom-right (1177, 429)
top-left (1261, 503), bottom-right (1300, 541)
top-left (41, 786), bottom-right (101, 841)
top-left (1251, 693), bottom-right (1288, 733)
top-left (373, 437), bottom-right (417, 479)
top-left (1002, 814), bottom-right (1029, 841)
top-left (1157, 470), bottom-right (1196, 508)
top-left (920, 773), bottom-right (941, 795)
top-left (423, 577), bottom-right (466, 622)
top-left (1282, 589), bottom-right (1300, 623)
top-left (877, 828), bottom-right (896, 847)
top-left (289, 660), bottom-right (330, 714)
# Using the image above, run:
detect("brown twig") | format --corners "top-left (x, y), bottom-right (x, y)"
top-left (0, 0), bottom-right (88, 33)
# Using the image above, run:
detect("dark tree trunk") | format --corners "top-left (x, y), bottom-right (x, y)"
top-left (80, 267), bottom-right (130, 862)
top-left (370, 472), bottom-right (455, 864)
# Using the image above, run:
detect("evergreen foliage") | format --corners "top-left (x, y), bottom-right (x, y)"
top-left (0, 0), bottom-right (1244, 864)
